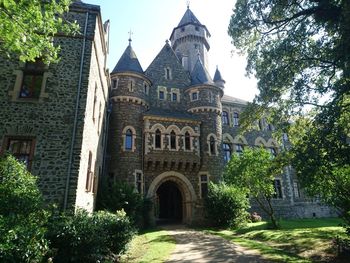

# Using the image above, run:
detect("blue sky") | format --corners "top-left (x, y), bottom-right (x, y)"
top-left (86, 0), bottom-right (257, 101)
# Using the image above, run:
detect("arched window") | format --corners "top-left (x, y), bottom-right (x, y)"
top-left (209, 136), bottom-right (216, 155)
top-left (233, 112), bottom-right (239, 126)
top-left (236, 144), bottom-right (244, 155)
top-left (155, 129), bottom-right (161, 149)
top-left (170, 130), bottom-right (176, 150)
top-left (125, 129), bottom-right (133, 150)
top-left (185, 131), bottom-right (191, 150)
top-left (222, 111), bottom-right (229, 125)
top-left (223, 143), bottom-right (231, 163)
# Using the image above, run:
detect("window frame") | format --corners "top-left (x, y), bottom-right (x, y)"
top-left (222, 111), bottom-right (229, 125)
top-left (273, 179), bottom-right (283, 199)
top-left (233, 112), bottom-right (239, 127)
top-left (155, 129), bottom-right (162, 149)
top-left (223, 143), bottom-right (232, 163)
top-left (199, 173), bottom-right (209, 199)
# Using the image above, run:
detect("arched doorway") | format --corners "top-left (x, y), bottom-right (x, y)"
top-left (157, 181), bottom-right (183, 222)
top-left (147, 171), bottom-right (196, 224)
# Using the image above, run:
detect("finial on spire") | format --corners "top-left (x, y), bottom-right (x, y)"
top-left (128, 30), bottom-right (133, 45)
top-left (165, 39), bottom-right (169, 45)
top-left (186, 0), bottom-right (190, 9)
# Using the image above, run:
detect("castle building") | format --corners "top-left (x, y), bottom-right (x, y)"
top-left (107, 6), bottom-right (334, 224)
top-left (0, 1), bottom-right (110, 212)
top-left (0, 2), bottom-right (334, 222)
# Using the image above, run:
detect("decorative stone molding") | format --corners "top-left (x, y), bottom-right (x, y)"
top-left (111, 95), bottom-right (148, 107)
top-left (187, 106), bottom-right (221, 114)
top-left (122, 125), bottom-right (137, 152)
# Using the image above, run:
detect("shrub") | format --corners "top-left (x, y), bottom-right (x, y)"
top-left (205, 182), bottom-right (250, 228)
top-left (250, 212), bottom-right (262, 222)
top-left (47, 209), bottom-right (134, 262)
top-left (96, 180), bottom-right (144, 226)
top-left (0, 155), bottom-right (49, 263)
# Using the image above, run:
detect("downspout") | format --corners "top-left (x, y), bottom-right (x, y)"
top-left (101, 101), bottom-right (112, 188)
top-left (64, 12), bottom-right (89, 211)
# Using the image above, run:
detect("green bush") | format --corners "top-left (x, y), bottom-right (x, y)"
top-left (0, 155), bottom-right (49, 263)
top-left (47, 209), bottom-right (134, 262)
top-left (205, 182), bottom-right (250, 228)
top-left (96, 180), bottom-right (144, 227)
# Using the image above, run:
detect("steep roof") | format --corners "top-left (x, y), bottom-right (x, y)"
top-left (190, 57), bottom-right (214, 85)
top-left (178, 7), bottom-right (202, 27)
top-left (145, 41), bottom-right (191, 88)
top-left (221, 94), bottom-right (248, 105)
top-left (111, 43), bottom-right (143, 74)
top-left (213, 67), bottom-right (225, 83)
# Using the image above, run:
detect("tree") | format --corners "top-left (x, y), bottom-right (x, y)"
top-left (229, 0), bottom-right (350, 224)
top-left (0, 155), bottom-right (49, 262)
top-left (0, 0), bottom-right (78, 63)
top-left (224, 148), bottom-right (283, 229)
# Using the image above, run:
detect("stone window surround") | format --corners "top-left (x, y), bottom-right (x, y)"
top-left (223, 142), bottom-right (232, 163)
top-left (164, 67), bottom-right (172, 80)
top-left (150, 123), bottom-right (166, 150)
top-left (143, 81), bottom-right (149, 95)
top-left (206, 133), bottom-right (218, 156)
top-left (1, 135), bottom-right (36, 171)
top-left (181, 126), bottom-right (196, 152)
top-left (233, 112), bottom-right (239, 127)
top-left (222, 111), bottom-right (229, 125)
top-left (273, 177), bottom-right (284, 199)
top-left (122, 126), bottom-right (137, 152)
top-left (128, 78), bottom-right (135, 92)
top-left (9, 64), bottom-right (50, 103)
top-left (158, 86), bottom-right (167, 101)
top-left (134, 169), bottom-right (144, 195)
top-left (198, 172), bottom-right (210, 199)
top-left (171, 88), bottom-right (180, 102)
top-left (112, 78), bottom-right (119, 90)
top-left (190, 89), bottom-right (199, 101)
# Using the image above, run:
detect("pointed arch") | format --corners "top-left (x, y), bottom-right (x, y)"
top-left (255, 136), bottom-right (267, 147)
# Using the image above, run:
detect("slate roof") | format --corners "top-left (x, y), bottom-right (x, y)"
top-left (190, 57), bottom-right (214, 85)
top-left (112, 43), bottom-right (143, 74)
top-left (70, 1), bottom-right (100, 11)
top-left (144, 107), bottom-right (200, 121)
top-left (178, 7), bottom-right (202, 27)
top-left (213, 67), bottom-right (225, 83)
top-left (221, 94), bottom-right (248, 105)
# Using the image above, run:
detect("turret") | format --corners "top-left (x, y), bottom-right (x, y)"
top-left (170, 6), bottom-right (211, 72)
top-left (213, 66), bottom-right (225, 89)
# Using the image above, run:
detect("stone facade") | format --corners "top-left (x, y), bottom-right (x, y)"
top-left (106, 6), bottom-right (335, 224)
top-left (0, 1), bottom-right (110, 212)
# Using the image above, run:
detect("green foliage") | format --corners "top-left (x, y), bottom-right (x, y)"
top-left (0, 0), bottom-right (79, 63)
top-left (96, 180), bottom-right (145, 227)
top-left (0, 155), bottom-right (49, 263)
top-left (224, 148), bottom-right (282, 228)
top-left (46, 209), bottom-right (135, 263)
top-left (205, 182), bottom-right (250, 228)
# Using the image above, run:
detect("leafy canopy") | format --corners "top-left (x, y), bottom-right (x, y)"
top-left (0, 0), bottom-right (78, 63)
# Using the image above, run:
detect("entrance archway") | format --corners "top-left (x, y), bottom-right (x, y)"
top-left (147, 171), bottom-right (196, 224)
top-left (157, 181), bottom-right (182, 222)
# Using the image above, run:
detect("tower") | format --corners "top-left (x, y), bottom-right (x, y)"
top-left (108, 39), bottom-right (151, 185)
top-left (169, 6), bottom-right (211, 72)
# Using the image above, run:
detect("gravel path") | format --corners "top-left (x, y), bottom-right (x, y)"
top-left (164, 226), bottom-right (269, 263)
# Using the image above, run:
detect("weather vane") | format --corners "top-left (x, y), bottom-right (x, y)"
top-left (128, 29), bottom-right (133, 44)
top-left (186, 0), bottom-right (190, 8)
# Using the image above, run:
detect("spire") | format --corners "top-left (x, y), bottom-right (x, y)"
top-left (213, 66), bottom-right (225, 88)
top-left (112, 41), bottom-right (143, 74)
top-left (190, 57), bottom-right (214, 85)
top-left (178, 7), bottom-right (202, 27)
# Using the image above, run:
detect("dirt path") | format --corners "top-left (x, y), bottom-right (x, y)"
top-left (164, 225), bottom-right (269, 263)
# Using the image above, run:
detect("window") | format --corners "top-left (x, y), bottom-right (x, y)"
top-left (135, 171), bottom-right (143, 194)
top-left (170, 131), bottom-right (176, 150)
top-left (209, 136), bottom-right (216, 155)
top-left (267, 123), bottom-right (274, 131)
top-left (144, 82), bottom-right (149, 94)
top-left (19, 59), bottom-right (45, 99)
top-left (293, 182), bottom-right (301, 198)
top-left (233, 112), bottom-right (239, 127)
top-left (223, 143), bottom-right (231, 163)
top-left (92, 84), bottom-right (97, 122)
top-left (128, 79), bottom-right (134, 92)
top-left (155, 129), bottom-right (161, 149)
top-left (222, 111), bottom-right (229, 125)
top-left (97, 102), bottom-right (102, 134)
top-left (185, 132), bottom-right (191, 150)
top-left (235, 144), bottom-right (244, 155)
top-left (208, 91), bottom-right (213, 103)
top-left (165, 68), bottom-right (171, 80)
top-left (195, 26), bottom-right (199, 31)
top-left (172, 92), bottom-right (178, 102)
top-left (85, 151), bottom-right (93, 192)
top-left (112, 78), bottom-right (119, 89)
top-left (125, 129), bottom-right (133, 150)
top-left (191, 92), bottom-right (198, 101)
top-left (273, 179), bottom-right (283, 199)
top-left (200, 174), bottom-right (208, 198)
top-left (159, 90), bottom-right (165, 100)
top-left (5, 137), bottom-right (35, 169)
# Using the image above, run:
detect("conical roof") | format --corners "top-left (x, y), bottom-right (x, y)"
top-left (112, 43), bottom-right (143, 74)
top-left (190, 57), bottom-right (214, 85)
top-left (213, 67), bottom-right (225, 83)
top-left (178, 7), bottom-right (202, 27)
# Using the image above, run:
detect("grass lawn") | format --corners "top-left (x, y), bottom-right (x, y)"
top-left (120, 229), bottom-right (176, 263)
top-left (204, 218), bottom-right (346, 263)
